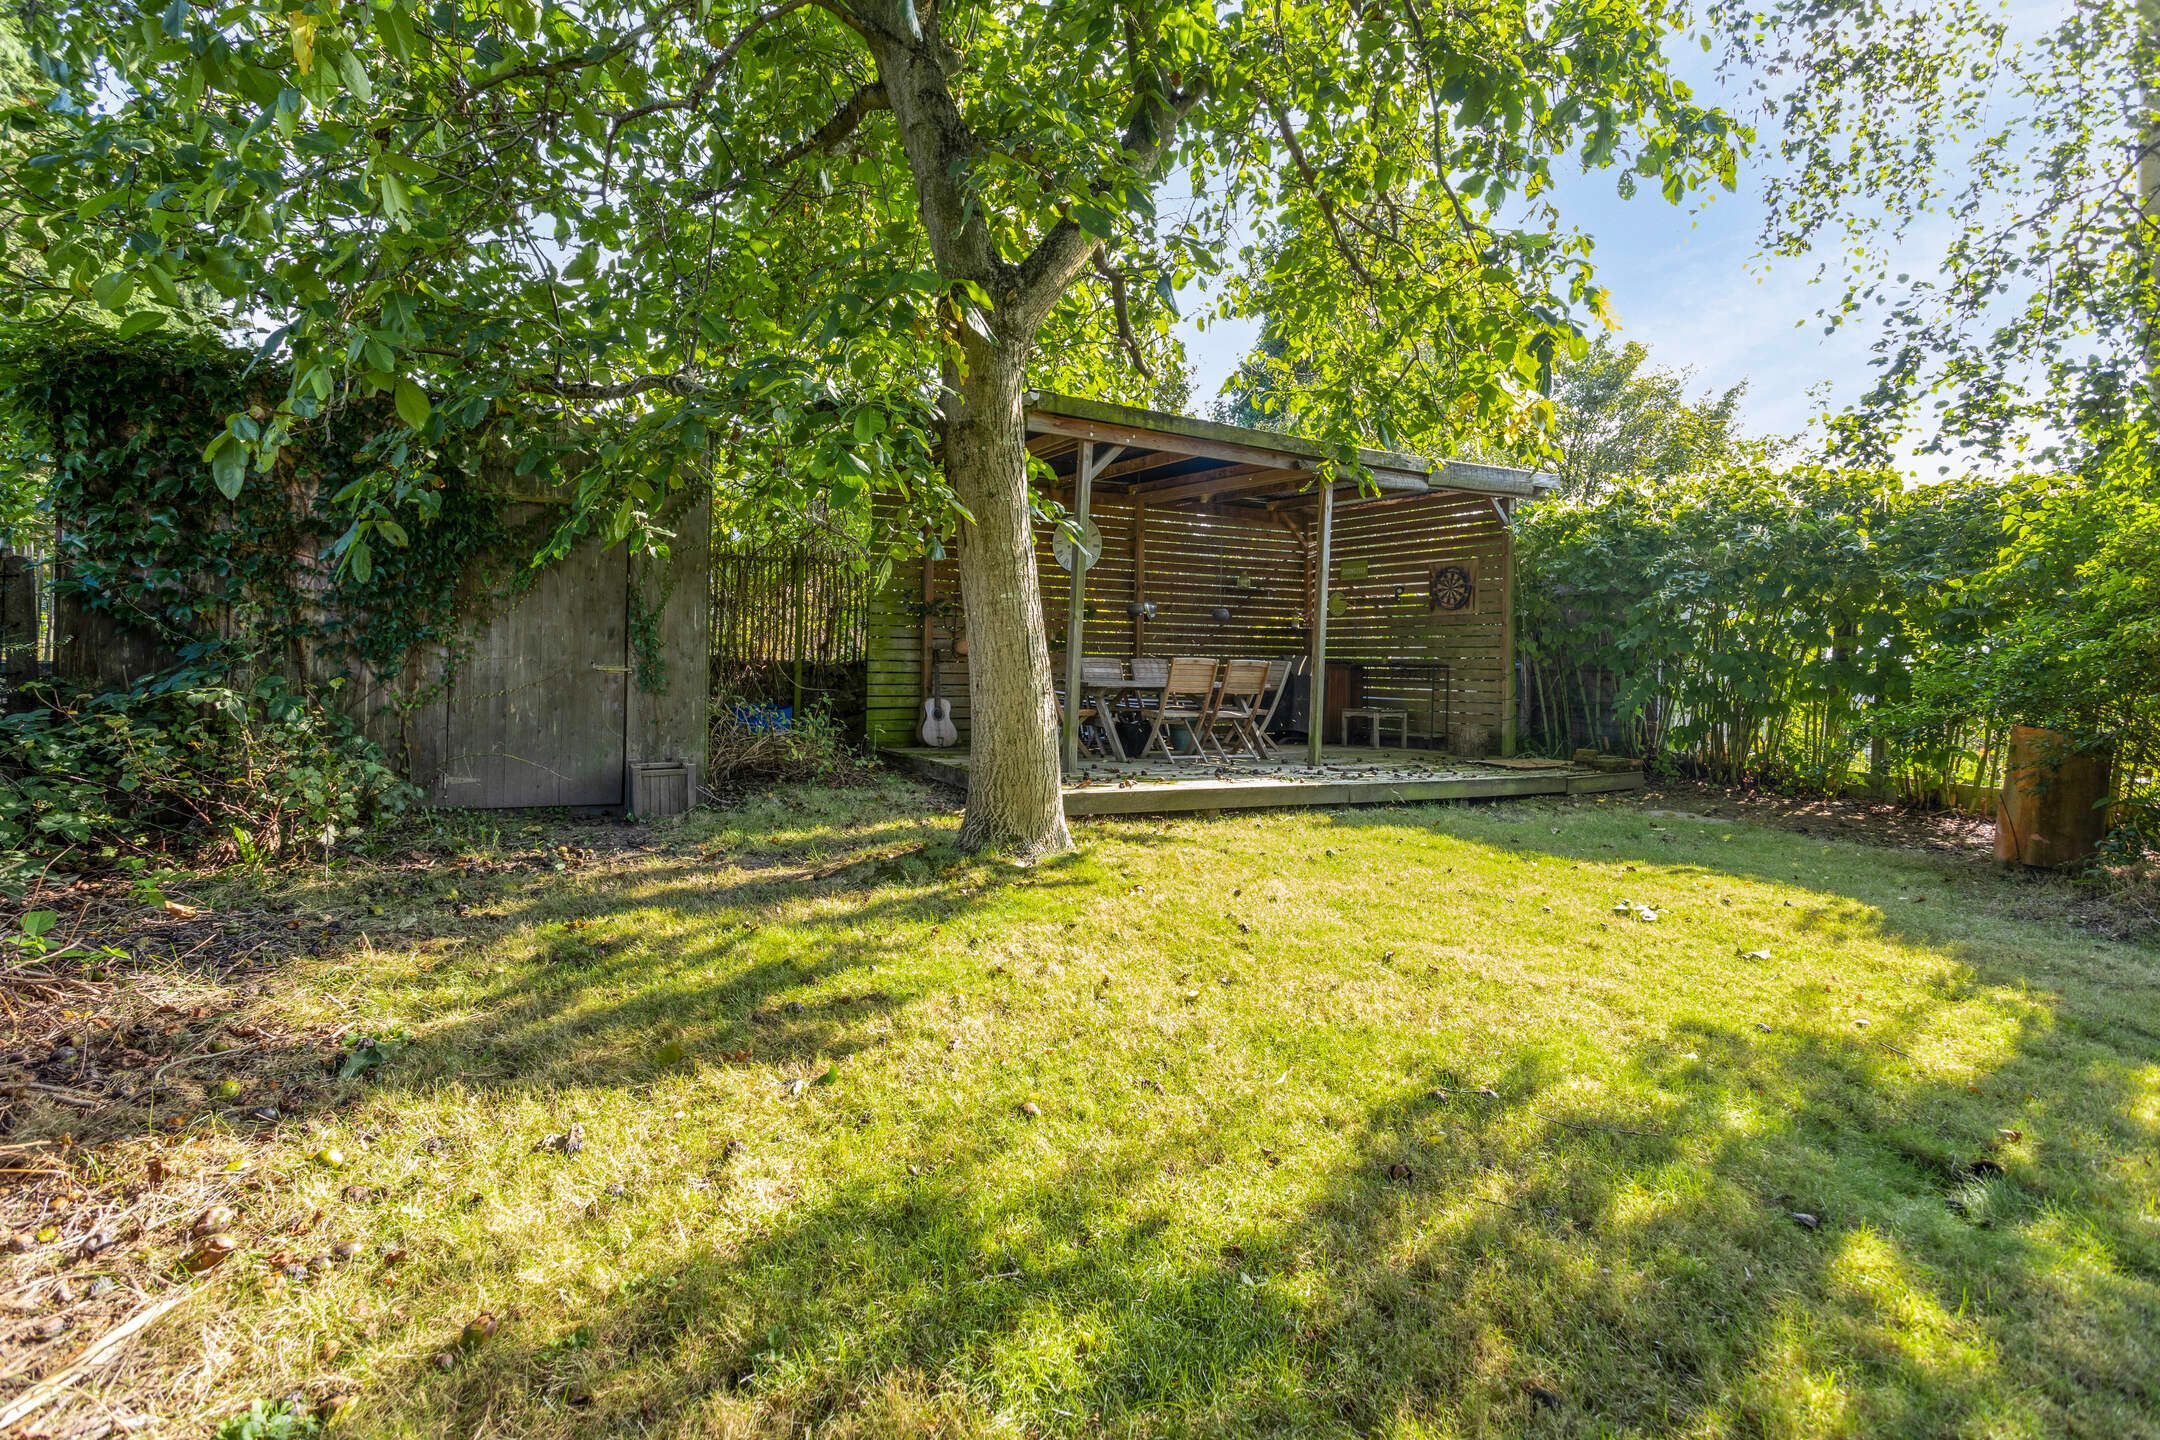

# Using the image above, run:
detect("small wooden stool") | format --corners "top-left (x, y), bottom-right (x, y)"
top-left (1340, 707), bottom-right (1408, 747)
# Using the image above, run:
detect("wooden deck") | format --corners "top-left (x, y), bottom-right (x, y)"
top-left (882, 745), bottom-right (1642, 817)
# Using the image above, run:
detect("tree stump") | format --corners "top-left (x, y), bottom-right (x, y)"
top-left (1994, 725), bottom-right (2112, 868)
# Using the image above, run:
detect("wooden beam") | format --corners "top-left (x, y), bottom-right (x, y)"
top-left (1085, 445), bottom-right (1220, 486)
top-left (1060, 441), bottom-right (1105, 773)
top-left (1129, 465), bottom-right (1310, 509)
top-left (1499, 497), bottom-right (1517, 757)
top-left (919, 534), bottom-right (934, 705)
top-left (1027, 411), bottom-right (1329, 473)
top-left (1132, 497), bottom-right (1148, 656)
top-left (1308, 480), bottom-right (1334, 767)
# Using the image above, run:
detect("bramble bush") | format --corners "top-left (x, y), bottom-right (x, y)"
top-left (0, 669), bottom-right (413, 889)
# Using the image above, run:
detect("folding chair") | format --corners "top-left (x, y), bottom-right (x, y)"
top-left (1124, 655), bottom-right (1170, 722)
top-left (1138, 657), bottom-right (1220, 762)
top-left (1208, 659), bottom-right (1273, 759)
top-left (1079, 657), bottom-right (1128, 758)
top-left (1246, 657), bottom-right (1295, 758)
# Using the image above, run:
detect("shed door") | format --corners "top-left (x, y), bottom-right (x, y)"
top-left (435, 537), bottom-right (629, 808)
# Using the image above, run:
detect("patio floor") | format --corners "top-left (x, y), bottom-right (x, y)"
top-left (882, 745), bottom-right (1643, 816)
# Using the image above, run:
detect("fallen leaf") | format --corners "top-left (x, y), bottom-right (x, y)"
top-left (184, 1233), bottom-right (238, 1272)
top-left (537, 1123), bottom-right (585, 1156)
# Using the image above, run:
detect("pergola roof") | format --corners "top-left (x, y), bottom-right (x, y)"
top-left (1026, 392), bottom-right (1554, 510)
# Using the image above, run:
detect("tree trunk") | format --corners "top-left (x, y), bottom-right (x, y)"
top-left (943, 329), bottom-right (1073, 856)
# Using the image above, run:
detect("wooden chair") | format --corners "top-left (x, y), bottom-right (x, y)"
top-left (1208, 659), bottom-right (1273, 759)
top-left (1247, 657), bottom-right (1296, 758)
top-left (1139, 657), bottom-right (1219, 762)
top-left (1124, 655), bottom-right (1170, 721)
top-left (1079, 657), bottom-right (1127, 756)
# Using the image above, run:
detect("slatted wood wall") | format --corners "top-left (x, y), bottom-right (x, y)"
top-left (865, 488), bottom-right (1513, 753)
top-left (1327, 491), bottom-right (1511, 754)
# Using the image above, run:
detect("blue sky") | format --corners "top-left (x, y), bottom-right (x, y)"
top-left (1173, 33), bottom-right (1974, 460)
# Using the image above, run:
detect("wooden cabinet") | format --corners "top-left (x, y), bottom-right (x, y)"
top-left (1286, 660), bottom-right (1361, 736)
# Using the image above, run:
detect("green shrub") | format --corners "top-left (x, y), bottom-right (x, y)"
top-left (0, 670), bottom-right (412, 885)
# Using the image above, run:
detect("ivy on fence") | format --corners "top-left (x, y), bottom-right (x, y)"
top-left (0, 326), bottom-right (526, 876)
top-left (0, 325), bottom-right (514, 680)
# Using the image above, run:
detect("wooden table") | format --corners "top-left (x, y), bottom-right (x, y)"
top-left (1078, 679), bottom-right (1166, 762)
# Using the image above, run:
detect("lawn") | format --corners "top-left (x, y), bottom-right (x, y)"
top-left (8, 780), bottom-right (2160, 1438)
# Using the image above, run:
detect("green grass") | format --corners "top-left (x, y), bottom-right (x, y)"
top-left (145, 781), bottom-right (2160, 1436)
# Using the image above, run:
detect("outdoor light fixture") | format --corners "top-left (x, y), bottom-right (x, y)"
top-left (1126, 600), bottom-right (1158, 620)
top-left (1211, 605), bottom-right (1233, 624)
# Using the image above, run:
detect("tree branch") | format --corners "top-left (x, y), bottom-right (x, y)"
top-left (464, 3), bottom-right (690, 99)
top-left (1092, 256), bottom-right (1155, 380)
top-left (679, 79), bottom-right (889, 206)
top-left (1007, 79), bottom-right (1209, 330)
top-left (769, 80), bottom-right (890, 169)
top-left (517, 372), bottom-right (701, 401)
top-left (864, 33), bottom-right (1004, 285)
top-left (606, 0), bottom-right (816, 155)
top-left (1259, 93), bottom-right (1378, 289)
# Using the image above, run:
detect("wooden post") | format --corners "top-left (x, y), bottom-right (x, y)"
top-left (1131, 498), bottom-right (1148, 656)
top-left (918, 532), bottom-right (935, 705)
top-left (1497, 497), bottom-right (1517, 757)
top-left (1307, 478), bottom-right (1334, 767)
top-left (1060, 442), bottom-right (1100, 773)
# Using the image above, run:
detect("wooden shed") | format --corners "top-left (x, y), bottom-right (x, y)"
top-left (369, 496), bottom-right (710, 813)
top-left (50, 490), bottom-right (710, 816)
top-left (868, 394), bottom-right (1559, 781)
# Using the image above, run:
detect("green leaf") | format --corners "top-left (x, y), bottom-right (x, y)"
top-left (90, 269), bottom-right (136, 312)
top-left (118, 310), bottom-right (166, 339)
top-left (394, 378), bottom-right (431, 430)
top-left (1071, 203), bottom-right (1115, 239)
top-left (336, 47), bottom-right (374, 107)
top-left (210, 439), bottom-right (246, 499)
top-left (377, 171), bottom-right (409, 224)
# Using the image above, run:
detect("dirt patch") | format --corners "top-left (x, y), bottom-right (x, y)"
top-left (1634, 778), bottom-right (1996, 856)
top-left (1626, 778), bottom-right (2156, 940)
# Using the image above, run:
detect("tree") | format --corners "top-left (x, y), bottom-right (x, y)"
top-left (1546, 334), bottom-right (1745, 497)
top-left (1718, 0), bottom-right (2158, 467)
top-left (8, 0), bottom-right (1740, 855)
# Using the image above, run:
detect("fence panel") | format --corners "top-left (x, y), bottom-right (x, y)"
top-left (709, 543), bottom-right (870, 726)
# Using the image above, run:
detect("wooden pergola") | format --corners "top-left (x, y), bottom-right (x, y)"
top-left (1025, 393), bottom-right (1551, 770)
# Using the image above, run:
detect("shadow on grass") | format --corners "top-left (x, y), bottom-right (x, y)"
top-left (332, 792), bottom-right (2159, 1437)
top-left (368, 1009), bottom-right (2159, 1436)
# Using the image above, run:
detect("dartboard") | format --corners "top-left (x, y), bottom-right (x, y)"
top-left (1429, 564), bottom-right (1474, 612)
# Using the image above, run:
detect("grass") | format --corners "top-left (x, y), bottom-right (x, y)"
top-left (23, 779), bottom-right (2160, 1436)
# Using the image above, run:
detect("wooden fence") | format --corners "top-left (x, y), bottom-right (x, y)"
top-left (709, 542), bottom-right (870, 725)
top-left (1, 540), bottom-right (56, 704)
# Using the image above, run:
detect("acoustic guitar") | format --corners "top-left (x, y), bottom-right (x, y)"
top-left (919, 649), bottom-right (958, 747)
